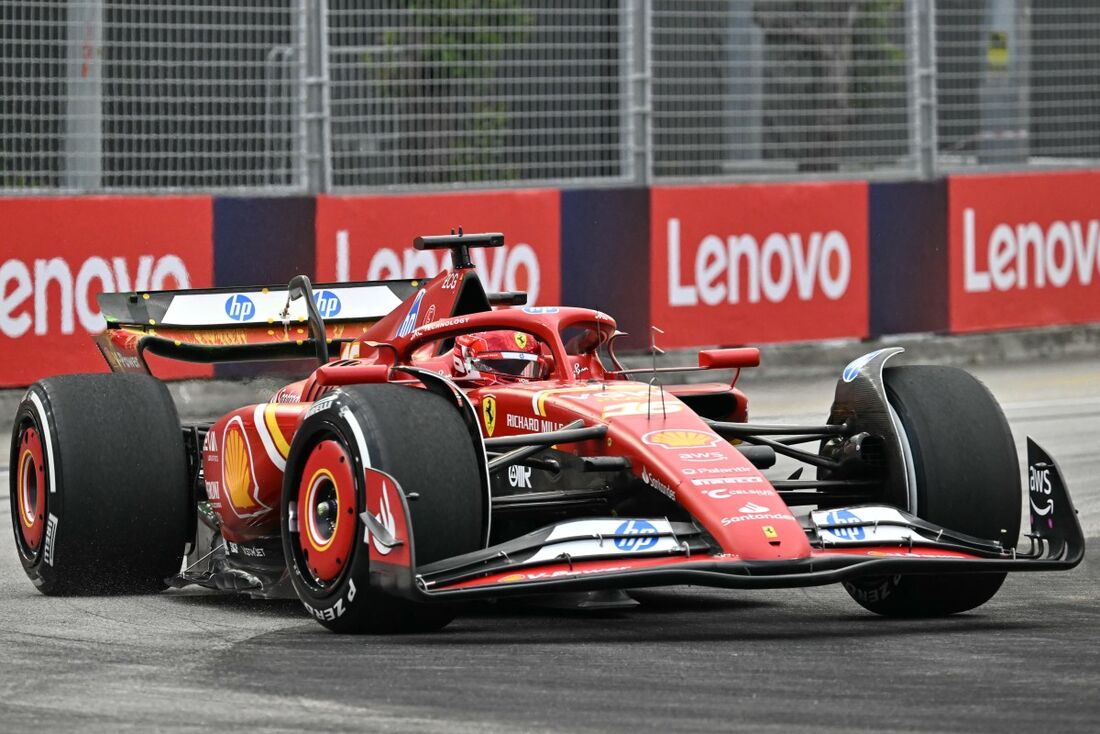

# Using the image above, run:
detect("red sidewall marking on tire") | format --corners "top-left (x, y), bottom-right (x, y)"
top-left (15, 427), bottom-right (46, 550)
top-left (297, 439), bottom-right (357, 582)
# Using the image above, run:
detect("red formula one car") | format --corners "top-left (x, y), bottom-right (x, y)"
top-left (9, 233), bottom-right (1084, 633)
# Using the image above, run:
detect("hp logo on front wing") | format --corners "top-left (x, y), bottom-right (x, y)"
top-left (614, 519), bottom-right (659, 552)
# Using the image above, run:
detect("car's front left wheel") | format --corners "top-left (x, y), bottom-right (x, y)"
top-left (281, 384), bottom-right (485, 633)
top-left (843, 365), bottom-right (1021, 617)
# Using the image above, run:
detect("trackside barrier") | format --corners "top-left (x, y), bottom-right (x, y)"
top-left (0, 197), bottom-right (214, 385)
top-left (947, 171), bottom-right (1100, 332)
top-left (212, 197), bottom-right (317, 379)
top-left (868, 181), bottom-right (949, 337)
top-left (560, 189), bottom-right (650, 350)
top-left (313, 191), bottom-right (561, 307)
top-left (2, 171), bottom-right (1099, 387)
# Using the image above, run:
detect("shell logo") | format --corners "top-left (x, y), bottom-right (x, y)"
top-left (223, 422), bottom-right (258, 511)
top-left (642, 430), bottom-right (720, 449)
top-left (224, 427), bottom-right (256, 509)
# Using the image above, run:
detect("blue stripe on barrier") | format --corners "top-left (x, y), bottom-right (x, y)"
top-left (561, 188), bottom-right (651, 350)
top-left (868, 181), bottom-right (948, 336)
top-left (213, 197), bottom-right (317, 378)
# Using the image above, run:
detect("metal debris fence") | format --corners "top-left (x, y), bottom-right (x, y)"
top-left (2, 0), bottom-right (1099, 194)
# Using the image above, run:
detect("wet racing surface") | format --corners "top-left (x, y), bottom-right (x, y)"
top-left (2, 358), bottom-right (1098, 732)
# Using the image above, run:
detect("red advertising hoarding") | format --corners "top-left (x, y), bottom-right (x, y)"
top-left (315, 190), bottom-right (560, 305)
top-left (948, 171), bottom-right (1100, 332)
top-left (650, 183), bottom-right (869, 348)
top-left (0, 197), bottom-right (213, 386)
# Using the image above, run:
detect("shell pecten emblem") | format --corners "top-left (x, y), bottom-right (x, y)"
top-left (642, 429), bottom-right (720, 449)
top-left (220, 417), bottom-right (271, 517)
top-left (224, 426), bottom-right (257, 510)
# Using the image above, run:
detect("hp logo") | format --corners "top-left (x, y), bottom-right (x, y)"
top-left (224, 294), bottom-right (256, 322)
top-left (313, 290), bottom-right (342, 318)
top-left (397, 289), bottom-right (425, 338)
top-left (613, 519), bottom-right (659, 552)
top-left (824, 509), bottom-right (866, 541)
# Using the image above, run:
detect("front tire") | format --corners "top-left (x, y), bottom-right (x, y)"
top-left (281, 384), bottom-right (485, 633)
top-left (9, 374), bottom-right (191, 594)
top-left (844, 366), bottom-right (1021, 617)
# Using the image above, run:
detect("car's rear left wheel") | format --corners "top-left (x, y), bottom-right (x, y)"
top-left (9, 374), bottom-right (191, 594)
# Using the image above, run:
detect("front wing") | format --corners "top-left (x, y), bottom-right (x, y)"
top-left (361, 438), bottom-right (1084, 603)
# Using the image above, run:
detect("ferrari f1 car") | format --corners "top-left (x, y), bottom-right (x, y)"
top-left (9, 232), bottom-right (1084, 633)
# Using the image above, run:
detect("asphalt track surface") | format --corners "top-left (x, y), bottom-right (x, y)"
top-left (1, 358), bottom-right (1098, 733)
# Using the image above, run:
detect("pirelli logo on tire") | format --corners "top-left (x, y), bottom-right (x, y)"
top-left (43, 513), bottom-right (59, 567)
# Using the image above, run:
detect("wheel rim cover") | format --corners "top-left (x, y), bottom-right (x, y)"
top-left (297, 439), bottom-right (357, 583)
top-left (15, 427), bottom-right (47, 550)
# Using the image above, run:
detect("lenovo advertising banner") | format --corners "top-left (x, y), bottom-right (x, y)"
top-left (315, 190), bottom-right (560, 305)
top-left (0, 197), bottom-right (213, 386)
top-left (650, 183), bottom-right (869, 348)
top-left (948, 171), bottom-right (1100, 332)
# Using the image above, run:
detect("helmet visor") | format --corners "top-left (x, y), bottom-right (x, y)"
top-left (471, 351), bottom-right (546, 379)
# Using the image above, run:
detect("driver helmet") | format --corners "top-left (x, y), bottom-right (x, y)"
top-left (453, 330), bottom-right (546, 382)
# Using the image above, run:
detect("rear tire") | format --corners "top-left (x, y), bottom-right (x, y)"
top-left (843, 366), bottom-right (1020, 617)
top-left (9, 374), bottom-right (191, 594)
top-left (281, 384), bottom-right (485, 633)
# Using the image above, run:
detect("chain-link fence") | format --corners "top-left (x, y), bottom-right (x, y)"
top-left (3, 0), bottom-right (1100, 194)
top-left (327, 1), bottom-right (629, 188)
top-left (2, 1), bottom-right (308, 192)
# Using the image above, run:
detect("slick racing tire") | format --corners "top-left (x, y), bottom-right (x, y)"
top-left (281, 384), bottom-right (485, 634)
top-left (843, 366), bottom-right (1021, 617)
top-left (9, 374), bottom-right (191, 594)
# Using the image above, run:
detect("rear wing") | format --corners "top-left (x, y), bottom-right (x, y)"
top-left (95, 279), bottom-right (419, 372)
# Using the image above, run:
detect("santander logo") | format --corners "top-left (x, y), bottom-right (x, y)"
top-left (665, 217), bottom-right (851, 306)
top-left (738, 501), bottom-right (770, 514)
top-left (962, 207), bottom-right (1100, 293)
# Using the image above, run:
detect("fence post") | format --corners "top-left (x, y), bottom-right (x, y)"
top-left (626, 0), bottom-right (651, 186)
top-left (304, 0), bottom-right (332, 193)
top-left (910, 0), bottom-right (938, 179)
top-left (977, 0), bottom-right (1027, 164)
top-left (64, 0), bottom-right (103, 190)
